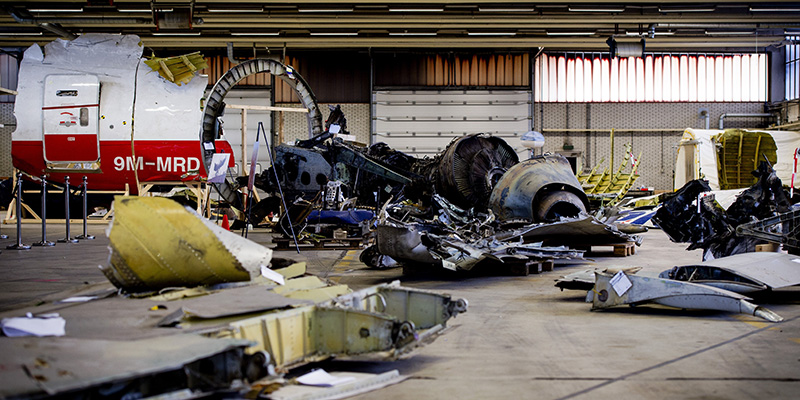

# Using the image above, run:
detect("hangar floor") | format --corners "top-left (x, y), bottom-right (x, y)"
top-left (1, 223), bottom-right (799, 399)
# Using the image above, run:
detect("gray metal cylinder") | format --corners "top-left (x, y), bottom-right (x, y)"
top-left (489, 154), bottom-right (588, 222)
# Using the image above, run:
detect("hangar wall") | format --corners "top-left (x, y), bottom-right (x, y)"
top-left (0, 52), bottom-right (17, 179)
top-left (538, 102), bottom-right (766, 190)
top-left (276, 98), bottom-right (765, 191)
top-left (0, 50), bottom-right (776, 191)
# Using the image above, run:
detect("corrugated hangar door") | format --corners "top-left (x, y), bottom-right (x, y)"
top-left (372, 90), bottom-right (531, 158)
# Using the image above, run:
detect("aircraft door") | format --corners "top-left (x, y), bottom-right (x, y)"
top-left (42, 74), bottom-right (100, 163)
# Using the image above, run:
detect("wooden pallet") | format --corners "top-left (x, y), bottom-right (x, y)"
top-left (506, 259), bottom-right (555, 276)
top-left (574, 241), bottom-right (637, 257)
top-left (272, 237), bottom-right (364, 251)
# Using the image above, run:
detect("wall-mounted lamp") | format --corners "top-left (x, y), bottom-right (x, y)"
top-left (606, 37), bottom-right (645, 58)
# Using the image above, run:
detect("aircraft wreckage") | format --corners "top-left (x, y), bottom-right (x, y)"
top-left (555, 265), bottom-right (786, 323)
top-left (251, 127), bottom-right (638, 273)
top-left (0, 196), bottom-right (468, 399)
top-left (653, 160), bottom-right (797, 260)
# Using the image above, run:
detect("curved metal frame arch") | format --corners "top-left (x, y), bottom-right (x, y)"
top-left (200, 59), bottom-right (323, 207)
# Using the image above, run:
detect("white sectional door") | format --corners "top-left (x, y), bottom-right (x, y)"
top-left (372, 90), bottom-right (531, 157)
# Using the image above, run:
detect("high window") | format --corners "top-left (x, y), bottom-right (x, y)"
top-left (535, 53), bottom-right (768, 102)
top-left (787, 36), bottom-right (799, 101)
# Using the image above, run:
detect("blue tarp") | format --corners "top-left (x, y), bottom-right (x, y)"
top-left (306, 210), bottom-right (375, 225)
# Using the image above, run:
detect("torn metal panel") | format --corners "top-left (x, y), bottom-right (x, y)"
top-left (369, 194), bottom-right (591, 272)
top-left (212, 281), bottom-right (467, 370)
top-left (591, 271), bottom-right (784, 322)
top-left (216, 302), bottom-right (460, 369)
top-left (375, 224), bottom-right (440, 266)
top-left (555, 267), bottom-right (642, 291)
top-left (489, 154), bottom-right (589, 223)
top-left (370, 221), bottom-right (586, 271)
top-left (156, 286), bottom-right (311, 327)
top-left (272, 276), bottom-right (351, 302)
top-left (660, 252), bottom-right (800, 293)
top-left (0, 278), bottom-right (466, 398)
top-left (102, 196), bottom-right (272, 293)
top-left (0, 335), bottom-right (250, 399)
top-left (495, 214), bottom-right (639, 247)
top-left (328, 281), bottom-right (469, 330)
top-left (652, 179), bottom-right (731, 246)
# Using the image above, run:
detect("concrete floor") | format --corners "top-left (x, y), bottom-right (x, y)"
top-left (1, 221), bottom-right (799, 399)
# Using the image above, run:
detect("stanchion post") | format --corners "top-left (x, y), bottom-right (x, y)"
top-left (7, 172), bottom-right (30, 250)
top-left (32, 175), bottom-right (55, 247)
top-left (58, 175), bottom-right (78, 243)
top-left (75, 176), bottom-right (94, 240)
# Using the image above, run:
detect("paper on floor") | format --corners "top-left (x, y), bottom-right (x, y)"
top-left (1, 313), bottom-right (66, 337)
top-left (296, 369), bottom-right (356, 387)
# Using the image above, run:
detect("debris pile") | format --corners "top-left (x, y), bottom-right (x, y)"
top-left (0, 196), bottom-right (468, 399)
top-left (653, 160), bottom-right (792, 260)
top-left (249, 126), bottom-right (637, 265)
top-left (362, 192), bottom-right (640, 273)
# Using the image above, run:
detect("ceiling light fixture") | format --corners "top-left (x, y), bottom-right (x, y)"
top-left (207, 8), bottom-right (263, 13)
top-left (705, 30), bottom-right (755, 35)
top-left (0, 32), bottom-right (43, 36)
top-left (658, 6), bottom-right (715, 12)
top-left (389, 8), bottom-right (444, 12)
top-left (309, 32), bottom-right (359, 36)
top-left (389, 32), bottom-right (437, 36)
top-left (625, 31), bottom-right (675, 36)
top-left (117, 9), bottom-right (152, 13)
top-left (231, 32), bottom-right (280, 36)
top-left (467, 32), bottom-right (517, 36)
top-left (478, 7), bottom-right (535, 12)
top-left (568, 6), bottom-right (625, 12)
top-left (546, 31), bottom-right (596, 36)
top-left (152, 32), bottom-right (201, 36)
top-left (28, 8), bottom-right (84, 13)
top-left (298, 8), bottom-right (354, 12)
top-left (750, 7), bottom-right (800, 12)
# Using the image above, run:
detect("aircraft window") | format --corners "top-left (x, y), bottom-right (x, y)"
top-left (80, 108), bottom-right (89, 126)
top-left (57, 90), bottom-right (78, 97)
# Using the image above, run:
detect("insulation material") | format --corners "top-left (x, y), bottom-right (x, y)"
top-left (144, 52), bottom-right (208, 86)
top-left (715, 130), bottom-right (778, 189)
top-left (675, 128), bottom-right (800, 190)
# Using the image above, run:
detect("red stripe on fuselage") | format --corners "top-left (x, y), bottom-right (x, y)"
top-left (12, 139), bottom-right (235, 193)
